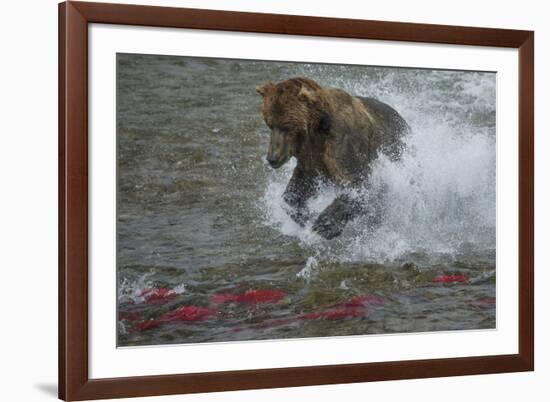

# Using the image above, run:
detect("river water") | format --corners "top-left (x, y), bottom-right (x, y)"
top-left (117, 53), bottom-right (496, 347)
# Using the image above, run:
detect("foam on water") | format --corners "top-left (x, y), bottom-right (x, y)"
top-left (118, 271), bottom-right (155, 304)
top-left (260, 67), bottom-right (496, 266)
top-left (296, 255), bottom-right (319, 281)
top-left (118, 270), bottom-right (186, 304)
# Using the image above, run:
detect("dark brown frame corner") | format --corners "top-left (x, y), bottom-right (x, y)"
top-left (59, 1), bottom-right (534, 400)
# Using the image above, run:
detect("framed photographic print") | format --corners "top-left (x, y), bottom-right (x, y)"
top-left (59, 1), bottom-right (534, 400)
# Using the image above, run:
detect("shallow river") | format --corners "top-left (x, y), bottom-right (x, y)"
top-left (117, 53), bottom-right (496, 346)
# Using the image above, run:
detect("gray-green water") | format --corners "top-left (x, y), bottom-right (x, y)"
top-left (117, 53), bottom-right (496, 347)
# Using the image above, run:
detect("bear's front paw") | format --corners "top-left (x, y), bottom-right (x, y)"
top-left (312, 214), bottom-right (344, 239)
top-left (283, 204), bottom-right (310, 227)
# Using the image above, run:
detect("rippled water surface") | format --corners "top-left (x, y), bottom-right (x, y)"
top-left (117, 53), bottom-right (496, 346)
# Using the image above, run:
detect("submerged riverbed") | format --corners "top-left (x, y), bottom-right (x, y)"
top-left (117, 53), bottom-right (496, 346)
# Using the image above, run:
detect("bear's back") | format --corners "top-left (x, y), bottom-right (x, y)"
top-left (357, 96), bottom-right (409, 162)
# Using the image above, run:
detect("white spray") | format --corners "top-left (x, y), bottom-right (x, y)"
top-left (260, 66), bottom-right (496, 269)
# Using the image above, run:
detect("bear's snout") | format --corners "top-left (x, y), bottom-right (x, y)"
top-left (266, 156), bottom-right (280, 168)
top-left (266, 156), bottom-right (277, 167)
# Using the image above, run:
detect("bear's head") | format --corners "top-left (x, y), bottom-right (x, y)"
top-left (256, 77), bottom-right (329, 169)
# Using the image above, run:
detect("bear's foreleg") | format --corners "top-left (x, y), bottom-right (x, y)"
top-left (312, 194), bottom-right (362, 239)
top-left (283, 170), bottom-right (317, 227)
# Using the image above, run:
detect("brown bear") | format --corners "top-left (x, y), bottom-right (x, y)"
top-left (256, 77), bottom-right (409, 239)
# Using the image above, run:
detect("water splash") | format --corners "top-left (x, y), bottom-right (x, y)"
top-left (261, 66), bottom-right (496, 268)
top-left (118, 271), bottom-right (155, 304)
top-left (297, 256), bottom-right (319, 281)
top-left (118, 270), bottom-right (186, 304)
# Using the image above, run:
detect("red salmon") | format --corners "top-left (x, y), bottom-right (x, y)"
top-left (134, 306), bottom-right (218, 331)
top-left (140, 287), bottom-right (177, 303)
top-left (432, 275), bottom-right (469, 284)
top-left (160, 306), bottom-right (218, 322)
top-left (211, 289), bottom-right (286, 305)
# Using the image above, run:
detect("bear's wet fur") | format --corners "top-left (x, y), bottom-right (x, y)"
top-left (257, 77), bottom-right (409, 239)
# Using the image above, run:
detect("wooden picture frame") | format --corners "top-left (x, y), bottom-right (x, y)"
top-left (59, 1), bottom-right (534, 400)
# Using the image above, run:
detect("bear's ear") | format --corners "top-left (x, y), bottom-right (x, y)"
top-left (256, 83), bottom-right (274, 97)
top-left (297, 85), bottom-right (317, 103)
